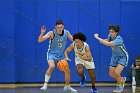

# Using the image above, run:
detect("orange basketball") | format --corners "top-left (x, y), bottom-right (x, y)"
top-left (57, 60), bottom-right (68, 71)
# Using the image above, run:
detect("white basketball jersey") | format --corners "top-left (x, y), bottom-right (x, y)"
top-left (74, 42), bottom-right (93, 62)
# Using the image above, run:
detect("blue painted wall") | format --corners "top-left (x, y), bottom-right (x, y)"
top-left (0, 0), bottom-right (140, 83)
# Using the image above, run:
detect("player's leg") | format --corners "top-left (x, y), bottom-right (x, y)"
top-left (109, 66), bottom-right (117, 79)
top-left (88, 69), bottom-right (98, 93)
top-left (63, 61), bottom-right (70, 85)
top-left (76, 64), bottom-right (86, 88)
top-left (76, 64), bottom-right (85, 78)
top-left (40, 59), bottom-right (55, 91)
top-left (59, 60), bottom-right (77, 92)
top-left (132, 68), bottom-right (136, 85)
top-left (85, 61), bottom-right (98, 93)
top-left (109, 56), bottom-right (118, 79)
top-left (113, 64), bottom-right (124, 92)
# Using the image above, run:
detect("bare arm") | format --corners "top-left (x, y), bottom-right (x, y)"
top-left (64, 43), bottom-right (74, 60)
top-left (67, 31), bottom-right (73, 42)
top-left (94, 34), bottom-right (115, 46)
top-left (38, 26), bottom-right (53, 42)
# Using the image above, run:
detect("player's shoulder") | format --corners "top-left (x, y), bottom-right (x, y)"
top-left (116, 35), bottom-right (123, 40)
top-left (84, 42), bottom-right (89, 46)
top-left (64, 29), bottom-right (70, 34)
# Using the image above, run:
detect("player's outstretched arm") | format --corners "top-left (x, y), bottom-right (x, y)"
top-left (94, 33), bottom-right (115, 46)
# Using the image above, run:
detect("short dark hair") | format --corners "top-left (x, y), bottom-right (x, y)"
top-left (135, 56), bottom-right (140, 60)
top-left (109, 25), bottom-right (120, 32)
top-left (56, 19), bottom-right (64, 26)
top-left (73, 32), bottom-right (87, 42)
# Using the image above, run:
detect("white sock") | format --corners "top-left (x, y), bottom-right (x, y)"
top-left (65, 84), bottom-right (70, 87)
top-left (132, 76), bottom-right (135, 82)
top-left (44, 74), bottom-right (51, 85)
top-left (117, 84), bottom-right (121, 86)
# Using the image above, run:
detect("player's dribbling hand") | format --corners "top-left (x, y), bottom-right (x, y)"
top-left (41, 25), bottom-right (46, 34)
top-left (66, 57), bottom-right (71, 61)
top-left (94, 33), bottom-right (99, 39)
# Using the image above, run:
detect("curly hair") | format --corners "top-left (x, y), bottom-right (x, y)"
top-left (73, 32), bottom-right (87, 42)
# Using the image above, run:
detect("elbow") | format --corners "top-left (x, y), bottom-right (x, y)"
top-left (38, 39), bottom-right (42, 43)
top-left (88, 59), bottom-right (92, 62)
top-left (106, 44), bottom-right (111, 46)
top-left (64, 51), bottom-right (68, 55)
top-left (105, 43), bottom-right (114, 47)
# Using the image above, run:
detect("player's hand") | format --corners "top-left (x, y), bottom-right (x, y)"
top-left (65, 57), bottom-right (71, 61)
top-left (76, 52), bottom-right (83, 59)
top-left (134, 65), bottom-right (140, 69)
top-left (94, 33), bottom-right (99, 39)
top-left (41, 25), bottom-right (46, 34)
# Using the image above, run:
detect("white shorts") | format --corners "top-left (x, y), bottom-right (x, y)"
top-left (75, 60), bottom-right (95, 69)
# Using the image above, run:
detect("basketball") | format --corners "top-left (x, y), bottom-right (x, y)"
top-left (57, 60), bottom-right (68, 71)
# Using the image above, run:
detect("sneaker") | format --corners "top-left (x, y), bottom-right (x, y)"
top-left (121, 77), bottom-right (126, 88)
top-left (132, 81), bottom-right (136, 86)
top-left (113, 85), bottom-right (123, 92)
top-left (91, 87), bottom-right (98, 93)
top-left (132, 85), bottom-right (136, 93)
top-left (64, 85), bottom-right (77, 92)
top-left (40, 85), bottom-right (47, 91)
top-left (80, 75), bottom-right (86, 88)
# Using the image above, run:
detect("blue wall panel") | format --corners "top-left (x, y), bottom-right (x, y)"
top-left (15, 0), bottom-right (37, 82)
top-left (0, 0), bottom-right (15, 83)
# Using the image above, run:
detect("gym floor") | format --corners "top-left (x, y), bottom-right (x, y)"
top-left (0, 86), bottom-right (140, 93)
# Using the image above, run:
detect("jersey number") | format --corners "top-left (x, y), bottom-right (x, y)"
top-left (58, 39), bottom-right (63, 48)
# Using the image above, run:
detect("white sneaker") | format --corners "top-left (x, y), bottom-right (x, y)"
top-left (132, 85), bottom-right (136, 93)
top-left (122, 77), bottom-right (126, 88)
top-left (113, 85), bottom-right (123, 92)
top-left (132, 81), bottom-right (136, 86)
top-left (40, 85), bottom-right (47, 91)
top-left (64, 85), bottom-right (77, 92)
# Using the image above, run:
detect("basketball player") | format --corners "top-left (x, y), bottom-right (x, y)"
top-left (64, 32), bottom-right (98, 93)
top-left (94, 25), bottom-right (128, 92)
top-left (38, 19), bottom-right (77, 92)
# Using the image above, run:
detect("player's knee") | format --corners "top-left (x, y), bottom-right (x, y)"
top-left (90, 74), bottom-right (96, 79)
top-left (49, 65), bottom-right (55, 70)
top-left (114, 71), bottom-right (120, 77)
top-left (77, 69), bottom-right (83, 74)
top-left (109, 71), bottom-right (114, 77)
top-left (64, 67), bottom-right (70, 74)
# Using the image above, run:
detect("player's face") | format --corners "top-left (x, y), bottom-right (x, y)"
top-left (55, 24), bottom-right (64, 33)
top-left (109, 29), bottom-right (118, 39)
top-left (75, 39), bottom-right (83, 48)
top-left (136, 59), bottom-right (140, 66)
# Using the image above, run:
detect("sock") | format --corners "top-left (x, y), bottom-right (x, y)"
top-left (82, 75), bottom-right (85, 81)
top-left (117, 84), bottom-right (121, 86)
top-left (132, 76), bottom-right (135, 82)
top-left (65, 84), bottom-right (70, 87)
top-left (44, 74), bottom-right (51, 85)
top-left (92, 86), bottom-right (95, 89)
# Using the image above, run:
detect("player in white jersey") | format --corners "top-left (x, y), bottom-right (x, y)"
top-left (65, 32), bottom-right (98, 93)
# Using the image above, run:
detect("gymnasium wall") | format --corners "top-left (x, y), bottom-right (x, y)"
top-left (0, 0), bottom-right (140, 83)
